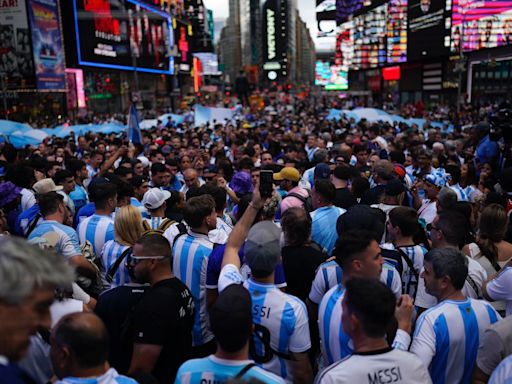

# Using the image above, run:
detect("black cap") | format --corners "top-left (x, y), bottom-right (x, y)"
top-left (385, 179), bottom-right (406, 196)
top-left (333, 166), bottom-right (353, 181)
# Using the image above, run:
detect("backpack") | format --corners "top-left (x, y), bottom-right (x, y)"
top-left (284, 190), bottom-right (314, 212)
top-left (105, 246), bottom-right (133, 285)
top-left (77, 240), bottom-right (104, 298)
top-left (142, 217), bottom-right (176, 232)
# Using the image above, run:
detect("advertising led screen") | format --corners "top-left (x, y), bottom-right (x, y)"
top-left (27, 0), bottom-right (66, 91)
top-left (0, 0), bottom-right (35, 89)
top-left (336, 0), bottom-right (373, 24)
top-left (387, 0), bottom-right (407, 63)
top-left (73, 0), bottom-right (173, 74)
top-left (193, 53), bottom-right (221, 75)
top-left (352, 4), bottom-right (387, 70)
top-left (407, 0), bottom-right (451, 60)
top-left (315, 60), bottom-right (349, 90)
top-left (451, 0), bottom-right (512, 53)
top-left (317, 0), bottom-right (337, 53)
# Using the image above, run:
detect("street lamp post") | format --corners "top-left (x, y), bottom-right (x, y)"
top-left (457, 4), bottom-right (466, 115)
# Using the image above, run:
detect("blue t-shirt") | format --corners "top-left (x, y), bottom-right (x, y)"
top-left (69, 184), bottom-right (88, 213)
top-left (75, 202), bottom-right (95, 228)
top-left (15, 203), bottom-right (41, 237)
top-left (175, 356), bottom-right (285, 384)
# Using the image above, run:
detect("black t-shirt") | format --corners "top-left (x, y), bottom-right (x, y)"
top-left (281, 245), bottom-right (327, 303)
top-left (132, 278), bottom-right (194, 383)
top-left (334, 187), bottom-right (357, 210)
top-left (95, 284), bottom-right (149, 374)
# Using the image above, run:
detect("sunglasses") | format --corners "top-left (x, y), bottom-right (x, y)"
top-left (127, 255), bottom-right (166, 265)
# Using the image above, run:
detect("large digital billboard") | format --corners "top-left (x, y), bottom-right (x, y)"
top-left (315, 60), bottom-right (349, 90)
top-left (407, 0), bottom-right (451, 60)
top-left (27, 0), bottom-right (66, 91)
top-left (336, 0), bottom-right (373, 24)
top-left (387, 0), bottom-right (407, 63)
top-left (0, 0), bottom-right (35, 89)
top-left (317, 0), bottom-right (337, 53)
top-left (451, 0), bottom-right (512, 53)
top-left (352, 4), bottom-right (387, 70)
top-left (73, 0), bottom-right (173, 74)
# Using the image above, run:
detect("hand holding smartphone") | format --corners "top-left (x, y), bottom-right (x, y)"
top-left (259, 170), bottom-right (273, 198)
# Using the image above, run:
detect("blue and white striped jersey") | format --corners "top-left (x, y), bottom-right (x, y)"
top-left (172, 230), bottom-right (214, 346)
top-left (130, 197), bottom-right (149, 219)
top-left (410, 298), bottom-right (501, 384)
top-left (310, 206), bottom-right (346, 256)
top-left (382, 243), bottom-right (427, 298)
top-left (77, 214), bottom-right (115, 257)
top-left (317, 282), bottom-right (410, 367)
top-left (100, 240), bottom-right (131, 289)
top-left (218, 265), bottom-right (311, 383)
top-left (175, 356), bottom-right (285, 384)
top-left (143, 216), bottom-right (166, 230)
top-left (28, 220), bottom-right (81, 260)
top-left (489, 354), bottom-right (512, 384)
top-left (449, 183), bottom-right (469, 202)
top-left (245, 278), bottom-right (311, 382)
top-left (55, 368), bottom-right (137, 384)
top-left (309, 260), bottom-right (402, 305)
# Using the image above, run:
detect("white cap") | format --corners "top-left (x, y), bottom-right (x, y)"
top-left (33, 178), bottom-right (63, 195)
top-left (142, 188), bottom-right (171, 210)
top-left (137, 156), bottom-right (150, 168)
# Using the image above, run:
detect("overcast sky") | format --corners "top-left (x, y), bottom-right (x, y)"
top-left (203, 0), bottom-right (318, 44)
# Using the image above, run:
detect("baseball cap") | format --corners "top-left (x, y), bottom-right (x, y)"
top-left (385, 179), bottom-right (406, 196)
top-left (393, 164), bottom-right (406, 179)
top-left (273, 167), bottom-right (300, 182)
top-left (229, 171), bottom-right (253, 195)
top-left (210, 285), bottom-right (252, 351)
top-left (423, 173), bottom-right (446, 188)
top-left (244, 221), bottom-right (281, 275)
top-left (33, 178), bottom-right (63, 195)
top-left (314, 163), bottom-right (331, 180)
top-left (0, 182), bottom-right (22, 208)
top-left (142, 188), bottom-right (171, 210)
top-left (204, 164), bottom-right (219, 175)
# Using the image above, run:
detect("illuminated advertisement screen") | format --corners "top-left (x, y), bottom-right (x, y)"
top-left (407, 0), bottom-right (450, 60)
top-left (334, 21), bottom-right (354, 69)
top-left (352, 4), bottom-right (387, 70)
top-left (315, 60), bottom-right (349, 90)
top-left (387, 0), bottom-right (407, 63)
top-left (193, 53), bottom-right (221, 75)
top-left (336, 0), bottom-right (373, 24)
top-left (317, 0), bottom-right (337, 53)
top-left (73, 0), bottom-right (173, 74)
top-left (451, 0), bottom-right (512, 53)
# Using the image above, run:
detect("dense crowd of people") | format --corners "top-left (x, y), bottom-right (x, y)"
top-left (1, 97), bottom-right (512, 384)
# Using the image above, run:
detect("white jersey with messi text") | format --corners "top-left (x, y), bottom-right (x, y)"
top-left (219, 264), bottom-right (311, 383)
top-left (414, 256), bottom-right (488, 309)
top-left (410, 298), bottom-right (500, 384)
top-left (172, 230), bottom-right (214, 346)
top-left (309, 260), bottom-right (402, 305)
top-left (314, 348), bottom-right (432, 384)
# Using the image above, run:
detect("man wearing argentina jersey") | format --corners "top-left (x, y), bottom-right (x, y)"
top-left (446, 165), bottom-right (470, 202)
top-left (77, 182), bottom-right (116, 257)
top-left (310, 179), bottom-right (346, 256)
top-left (410, 248), bottom-right (500, 384)
top-left (28, 192), bottom-right (96, 279)
top-left (175, 285), bottom-right (284, 384)
top-left (172, 195), bottom-right (218, 354)
top-left (316, 231), bottom-right (413, 367)
top-left (385, 206), bottom-right (427, 298)
top-left (130, 175), bottom-right (149, 219)
top-left (315, 279), bottom-right (431, 384)
top-left (219, 190), bottom-right (313, 383)
top-left (141, 187), bottom-right (172, 230)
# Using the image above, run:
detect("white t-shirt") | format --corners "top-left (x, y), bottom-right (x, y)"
top-left (486, 267), bottom-right (512, 317)
top-left (315, 348), bottom-right (431, 384)
top-left (418, 199), bottom-right (437, 225)
top-left (415, 256), bottom-right (488, 309)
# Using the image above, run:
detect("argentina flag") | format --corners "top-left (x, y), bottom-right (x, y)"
top-left (127, 104), bottom-right (142, 144)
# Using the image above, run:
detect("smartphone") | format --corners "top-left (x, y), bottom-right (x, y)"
top-left (259, 170), bottom-right (274, 198)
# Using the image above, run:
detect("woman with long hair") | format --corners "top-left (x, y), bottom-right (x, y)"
top-left (464, 203), bottom-right (512, 314)
top-left (100, 205), bottom-right (144, 289)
